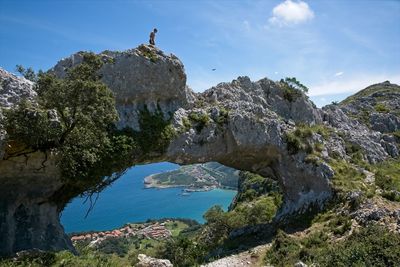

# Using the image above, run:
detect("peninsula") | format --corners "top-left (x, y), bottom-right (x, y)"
top-left (144, 162), bottom-right (239, 191)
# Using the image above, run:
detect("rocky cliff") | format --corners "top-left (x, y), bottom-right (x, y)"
top-left (0, 44), bottom-right (399, 256)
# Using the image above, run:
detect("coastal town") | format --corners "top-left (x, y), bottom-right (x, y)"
top-left (70, 221), bottom-right (173, 247)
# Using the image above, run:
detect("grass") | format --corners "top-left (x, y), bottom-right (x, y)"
top-left (329, 159), bottom-right (368, 195)
top-left (371, 159), bottom-right (400, 201)
top-left (285, 123), bottom-right (332, 155)
top-left (138, 45), bottom-right (158, 63)
top-left (374, 103), bottom-right (390, 113)
top-left (340, 82), bottom-right (399, 105)
top-left (164, 221), bottom-right (190, 237)
top-left (264, 223), bottom-right (400, 267)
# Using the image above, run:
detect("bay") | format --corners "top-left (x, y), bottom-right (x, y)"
top-left (61, 162), bottom-right (237, 233)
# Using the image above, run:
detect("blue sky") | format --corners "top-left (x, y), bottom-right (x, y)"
top-left (1, 0), bottom-right (399, 107)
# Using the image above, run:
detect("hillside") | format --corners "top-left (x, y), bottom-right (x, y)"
top-left (339, 81), bottom-right (400, 134)
top-left (144, 162), bottom-right (239, 190)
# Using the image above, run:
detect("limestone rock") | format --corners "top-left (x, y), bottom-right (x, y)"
top-left (0, 68), bottom-right (37, 159)
top-left (137, 254), bottom-right (173, 267)
top-left (322, 104), bottom-right (398, 162)
top-left (328, 81), bottom-right (400, 161)
top-left (51, 44), bottom-right (194, 130)
top-left (0, 68), bottom-right (36, 109)
top-left (294, 261), bottom-right (308, 267)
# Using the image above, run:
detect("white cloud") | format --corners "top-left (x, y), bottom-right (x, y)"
top-left (309, 73), bottom-right (400, 96)
top-left (334, 71), bottom-right (344, 77)
top-left (269, 0), bottom-right (314, 26)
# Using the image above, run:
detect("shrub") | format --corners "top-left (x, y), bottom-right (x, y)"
top-left (279, 77), bottom-right (309, 102)
top-left (328, 215), bottom-right (352, 235)
top-left (158, 236), bottom-right (207, 267)
top-left (189, 112), bottom-right (210, 133)
top-left (265, 230), bottom-right (301, 266)
top-left (216, 107), bottom-right (229, 126)
top-left (329, 160), bottom-right (367, 195)
top-left (373, 159), bottom-right (400, 201)
top-left (317, 224), bottom-right (400, 266)
top-left (181, 117), bottom-right (191, 132)
top-left (285, 132), bottom-right (302, 154)
top-left (265, 224), bottom-right (400, 266)
top-left (134, 104), bottom-right (176, 156)
top-left (234, 171), bottom-right (281, 205)
top-left (374, 103), bottom-right (390, 113)
top-left (284, 124), bottom-right (332, 155)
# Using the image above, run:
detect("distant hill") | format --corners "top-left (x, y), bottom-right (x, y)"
top-left (340, 81), bottom-right (400, 105)
top-left (144, 162), bottom-right (239, 190)
top-left (338, 81), bottom-right (400, 134)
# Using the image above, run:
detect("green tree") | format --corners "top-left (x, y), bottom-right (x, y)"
top-left (15, 64), bottom-right (38, 82)
top-left (279, 77), bottom-right (309, 102)
top-left (282, 77), bottom-right (309, 93)
top-left (6, 53), bottom-right (136, 198)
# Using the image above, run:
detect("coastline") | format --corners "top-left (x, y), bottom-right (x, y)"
top-left (144, 174), bottom-right (237, 192)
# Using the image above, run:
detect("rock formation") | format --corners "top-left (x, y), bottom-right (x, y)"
top-left (0, 44), bottom-right (399, 255)
top-left (136, 254), bottom-right (173, 267)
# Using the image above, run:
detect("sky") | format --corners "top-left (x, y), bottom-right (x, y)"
top-left (1, 0), bottom-right (399, 107)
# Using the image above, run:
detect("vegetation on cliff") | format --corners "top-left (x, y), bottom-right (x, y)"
top-left (279, 77), bottom-right (309, 102)
top-left (4, 55), bottom-right (175, 199)
top-left (265, 223), bottom-right (400, 266)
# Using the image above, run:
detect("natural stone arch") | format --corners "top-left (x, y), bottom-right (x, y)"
top-left (1, 45), bottom-right (396, 256)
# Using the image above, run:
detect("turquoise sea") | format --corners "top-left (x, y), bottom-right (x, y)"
top-left (61, 162), bottom-right (237, 233)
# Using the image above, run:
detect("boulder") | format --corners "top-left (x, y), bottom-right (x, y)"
top-left (137, 254), bottom-right (173, 267)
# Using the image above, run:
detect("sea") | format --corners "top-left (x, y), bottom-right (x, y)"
top-left (61, 162), bottom-right (237, 233)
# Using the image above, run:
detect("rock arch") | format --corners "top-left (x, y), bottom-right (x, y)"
top-left (1, 45), bottom-right (396, 256)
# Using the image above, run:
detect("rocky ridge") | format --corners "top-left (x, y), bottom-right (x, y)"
top-left (0, 44), bottom-right (399, 256)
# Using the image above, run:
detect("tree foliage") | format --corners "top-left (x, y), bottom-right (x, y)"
top-left (280, 77), bottom-right (309, 102)
top-left (15, 64), bottom-right (39, 82)
top-left (6, 53), bottom-right (138, 198)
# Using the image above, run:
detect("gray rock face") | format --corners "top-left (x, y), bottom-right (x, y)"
top-left (164, 76), bottom-right (332, 215)
top-left (339, 82), bottom-right (400, 134)
top-left (0, 68), bottom-right (36, 109)
top-left (329, 82), bottom-right (400, 161)
top-left (322, 104), bottom-right (399, 162)
top-left (0, 151), bottom-right (74, 256)
top-left (200, 76), bottom-right (322, 125)
top-left (51, 45), bottom-right (194, 130)
top-left (0, 68), bottom-right (37, 159)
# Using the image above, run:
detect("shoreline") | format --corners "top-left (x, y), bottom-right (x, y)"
top-left (143, 173), bottom-right (238, 192)
top-left (144, 175), bottom-right (237, 192)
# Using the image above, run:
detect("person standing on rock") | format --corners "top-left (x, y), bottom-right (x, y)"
top-left (149, 28), bottom-right (158, 45)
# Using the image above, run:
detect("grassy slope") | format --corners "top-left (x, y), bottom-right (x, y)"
top-left (340, 82), bottom-right (400, 105)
